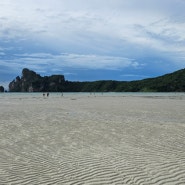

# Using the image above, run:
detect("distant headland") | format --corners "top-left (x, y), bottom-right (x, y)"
top-left (4, 68), bottom-right (185, 92)
top-left (0, 86), bottom-right (4, 92)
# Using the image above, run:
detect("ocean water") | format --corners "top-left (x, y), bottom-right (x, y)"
top-left (1, 92), bottom-right (185, 99)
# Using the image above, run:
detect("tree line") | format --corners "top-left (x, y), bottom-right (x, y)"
top-left (8, 68), bottom-right (185, 92)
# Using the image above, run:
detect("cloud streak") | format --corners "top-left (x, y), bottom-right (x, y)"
top-left (11, 53), bottom-right (139, 71)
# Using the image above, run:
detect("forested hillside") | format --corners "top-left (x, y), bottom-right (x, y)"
top-left (9, 68), bottom-right (185, 92)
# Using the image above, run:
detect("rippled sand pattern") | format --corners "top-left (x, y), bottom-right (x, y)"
top-left (0, 94), bottom-right (185, 184)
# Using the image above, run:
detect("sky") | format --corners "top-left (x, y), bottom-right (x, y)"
top-left (0, 0), bottom-right (185, 89)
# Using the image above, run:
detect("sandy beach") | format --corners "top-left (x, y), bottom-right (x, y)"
top-left (0, 93), bottom-right (185, 185)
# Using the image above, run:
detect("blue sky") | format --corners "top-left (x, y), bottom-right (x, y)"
top-left (0, 0), bottom-right (185, 89)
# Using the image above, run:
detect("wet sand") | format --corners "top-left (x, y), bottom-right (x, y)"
top-left (0, 93), bottom-right (185, 184)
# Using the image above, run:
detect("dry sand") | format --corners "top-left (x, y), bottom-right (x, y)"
top-left (0, 93), bottom-right (185, 185)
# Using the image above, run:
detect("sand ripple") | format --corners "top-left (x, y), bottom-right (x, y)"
top-left (0, 95), bottom-right (185, 184)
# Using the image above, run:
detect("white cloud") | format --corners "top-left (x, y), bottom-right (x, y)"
top-left (1, 0), bottom-right (184, 52)
top-left (1, 0), bottom-right (185, 49)
top-left (59, 53), bottom-right (139, 70)
top-left (121, 74), bottom-right (150, 79)
top-left (12, 53), bottom-right (139, 71)
top-left (0, 52), bottom-right (5, 55)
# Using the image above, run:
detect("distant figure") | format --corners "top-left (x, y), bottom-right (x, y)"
top-left (47, 92), bottom-right (49, 97)
top-left (43, 93), bottom-right (45, 97)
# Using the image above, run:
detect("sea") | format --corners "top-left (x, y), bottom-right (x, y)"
top-left (1, 92), bottom-right (185, 100)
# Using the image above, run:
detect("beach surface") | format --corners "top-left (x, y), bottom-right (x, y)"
top-left (0, 93), bottom-right (185, 185)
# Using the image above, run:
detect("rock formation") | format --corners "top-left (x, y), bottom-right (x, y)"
top-left (9, 68), bottom-right (65, 92)
top-left (0, 86), bottom-right (4, 92)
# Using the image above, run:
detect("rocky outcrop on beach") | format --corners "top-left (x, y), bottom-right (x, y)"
top-left (0, 86), bottom-right (4, 92)
top-left (9, 68), bottom-right (65, 92)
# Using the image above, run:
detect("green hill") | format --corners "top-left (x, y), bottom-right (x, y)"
top-left (9, 68), bottom-right (185, 92)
